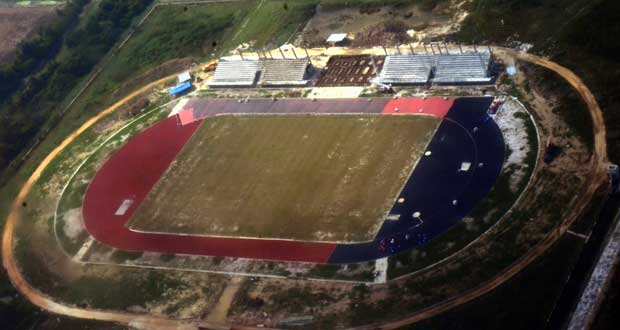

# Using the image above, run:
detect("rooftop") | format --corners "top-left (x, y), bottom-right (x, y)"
top-left (326, 33), bottom-right (348, 43)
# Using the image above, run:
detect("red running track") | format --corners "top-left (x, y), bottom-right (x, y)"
top-left (82, 98), bottom-right (454, 263)
top-left (82, 115), bottom-right (337, 263)
top-left (382, 97), bottom-right (454, 116)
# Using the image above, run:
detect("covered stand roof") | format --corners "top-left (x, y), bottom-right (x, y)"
top-left (433, 52), bottom-right (492, 84)
top-left (208, 58), bottom-right (309, 88)
top-left (376, 51), bottom-right (493, 85)
top-left (208, 60), bottom-right (261, 87)
top-left (375, 54), bottom-right (435, 85)
top-left (259, 58), bottom-right (309, 86)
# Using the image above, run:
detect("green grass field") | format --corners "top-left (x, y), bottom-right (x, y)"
top-left (223, 0), bottom-right (319, 49)
top-left (129, 114), bottom-right (439, 242)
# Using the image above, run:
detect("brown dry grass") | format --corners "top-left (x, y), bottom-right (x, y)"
top-left (129, 114), bottom-right (440, 242)
top-left (0, 6), bottom-right (58, 64)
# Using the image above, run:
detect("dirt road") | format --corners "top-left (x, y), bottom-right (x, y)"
top-left (349, 48), bottom-right (610, 330)
top-left (1, 48), bottom-right (609, 330)
top-left (1, 74), bottom-right (199, 330)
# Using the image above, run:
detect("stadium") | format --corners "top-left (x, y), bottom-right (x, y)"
top-left (80, 50), bottom-right (507, 265)
top-left (3, 0), bottom-right (617, 328)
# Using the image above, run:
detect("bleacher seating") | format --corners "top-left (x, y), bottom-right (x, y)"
top-left (259, 59), bottom-right (309, 86)
top-left (375, 54), bottom-right (435, 85)
top-left (433, 52), bottom-right (492, 84)
top-left (208, 60), bottom-right (261, 87)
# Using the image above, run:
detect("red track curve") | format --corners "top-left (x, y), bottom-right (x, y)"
top-left (82, 98), bottom-right (454, 263)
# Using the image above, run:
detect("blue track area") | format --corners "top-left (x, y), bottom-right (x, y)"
top-left (328, 97), bottom-right (504, 263)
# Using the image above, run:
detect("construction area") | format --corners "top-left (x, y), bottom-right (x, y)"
top-left (315, 55), bottom-right (385, 86)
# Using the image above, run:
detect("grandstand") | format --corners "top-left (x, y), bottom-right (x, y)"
top-left (259, 58), bottom-right (309, 87)
top-left (433, 52), bottom-right (492, 84)
top-left (375, 51), bottom-right (493, 85)
top-left (207, 51), bottom-right (492, 88)
top-left (208, 59), bottom-right (261, 87)
top-left (375, 54), bottom-right (435, 85)
top-left (208, 58), bottom-right (309, 88)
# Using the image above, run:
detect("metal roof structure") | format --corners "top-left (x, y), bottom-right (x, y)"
top-left (326, 33), bottom-right (347, 43)
top-left (208, 60), bottom-right (261, 87)
top-left (169, 81), bottom-right (192, 95)
top-left (433, 52), bottom-right (492, 84)
top-left (375, 54), bottom-right (435, 85)
top-left (375, 51), bottom-right (492, 85)
top-left (209, 58), bottom-right (310, 88)
top-left (177, 71), bottom-right (191, 84)
top-left (259, 58), bottom-right (309, 86)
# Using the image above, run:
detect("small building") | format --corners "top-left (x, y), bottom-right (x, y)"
top-left (177, 71), bottom-right (192, 84)
top-left (326, 33), bottom-right (348, 46)
top-left (169, 81), bottom-right (192, 96)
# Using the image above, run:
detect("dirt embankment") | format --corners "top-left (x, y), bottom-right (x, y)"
top-left (298, 2), bottom-right (463, 48)
top-left (0, 6), bottom-right (59, 64)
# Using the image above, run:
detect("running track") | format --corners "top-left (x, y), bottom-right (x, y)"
top-left (82, 97), bottom-right (503, 264)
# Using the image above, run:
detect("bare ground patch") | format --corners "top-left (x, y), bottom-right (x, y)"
top-left (0, 6), bottom-right (58, 64)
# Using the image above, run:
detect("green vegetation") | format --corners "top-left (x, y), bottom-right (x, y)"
top-left (0, 0), bottom-right (90, 171)
top-left (0, 0), bottom-right (326, 200)
top-left (159, 253), bottom-right (175, 262)
top-left (0, 0), bottom-right (152, 176)
top-left (0, 269), bottom-right (41, 330)
top-left (307, 263), bottom-right (375, 282)
top-left (457, 0), bottom-right (618, 160)
top-left (110, 250), bottom-right (143, 263)
top-left (64, 271), bottom-right (186, 309)
top-left (233, 281), bottom-right (337, 315)
top-left (338, 174), bottom-right (586, 326)
top-left (53, 98), bottom-right (170, 255)
top-left (4, 0), bottom-right (67, 6)
top-left (129, 114), bottom-right (439, 242)
top-left (320, 0), bottom-right (446, 12)
top-left (0, 4), bottom-right (378, 325)
top-left (409, 235), bottom-right (584, 330)
top-left (15, 212), bottom-right (188, 311)
top-left (530, 66), bottom-right (593, 150)
top-left (75, 2), bottom-right (251, 115)
top-left (0, 0), bottom-right (88, 103)
top-left (267, 285), bottom-right (335, 313)
top-left (225, 0), bottom-right (318, 49)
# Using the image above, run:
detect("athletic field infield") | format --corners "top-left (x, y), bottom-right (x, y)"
top-left (128, 114), bottom-right (440, 242)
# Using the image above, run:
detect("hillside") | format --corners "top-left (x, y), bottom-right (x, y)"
top-left (456, 0), bottom-right (620, 162)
